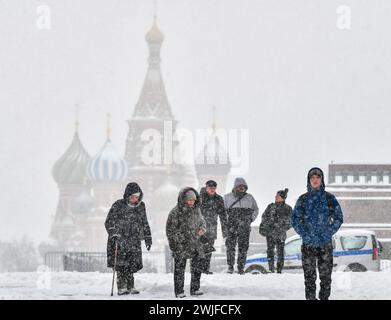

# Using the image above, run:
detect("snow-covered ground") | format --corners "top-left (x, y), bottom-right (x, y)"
top-left (1, 263), bottom-right (391, 300)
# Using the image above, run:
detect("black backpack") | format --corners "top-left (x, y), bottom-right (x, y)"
top-left (299, 191), bottom-right (335, 225)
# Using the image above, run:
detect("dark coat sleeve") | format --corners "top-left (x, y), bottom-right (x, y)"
top-left (166, 210), bottom-right (181, 252)
top-left (140, 202), bottom-right (152, 241)
top-left (105, 200), bottom-right (120, 237)
top-left (218, 197), bottom-right (228, 237)
top-left (292, 197), bottom-right (307, 239)
top-left (330, 196), bottom-right (343, 235)
top-left (259, 204), bottom-right (272, 236)
top-left (197, 209), bottom-right (207, 232)
top-left (284, 205), bottom-right (293, 231)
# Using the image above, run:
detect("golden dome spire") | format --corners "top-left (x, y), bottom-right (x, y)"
top-left (106, 113), bottom-right (111, 140)
top-left (212, 105), bottom-right (217, 133)
top-left (146, 0), bottom-right (164, 43)
top-left (75, 103), bottom-right (80, 134)
top-left (153, 0), bottom-right (157, 23)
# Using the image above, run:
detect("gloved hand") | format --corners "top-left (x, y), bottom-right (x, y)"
top-left (145, 238), bottom-right (152, 251)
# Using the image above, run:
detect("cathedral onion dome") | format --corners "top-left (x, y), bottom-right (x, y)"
top-left (146, 20), bottom-right (164, 43)
top-left (87, 138), bottom-right (128, 183)
top-left (52, 132), bottom-right (91, 185)
top-left (71, 188), bottom-right (94, 214)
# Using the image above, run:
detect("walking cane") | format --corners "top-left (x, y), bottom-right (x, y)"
top-left (111, 242), bottom-right (119, 296)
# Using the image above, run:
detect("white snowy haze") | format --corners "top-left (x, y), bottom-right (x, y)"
top-left (1, 0), bottom-right (391, 245)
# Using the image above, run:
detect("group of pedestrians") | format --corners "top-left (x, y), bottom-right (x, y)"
top-left (105, 167), bottom-right (343, 300)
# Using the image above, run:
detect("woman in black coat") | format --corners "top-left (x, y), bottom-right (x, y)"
top-left (105, 182), bottom-right (152, 295)
top-left (166, 187), bottom-right (206, 298)
top-left (259, 188), bottom-right (292, 273)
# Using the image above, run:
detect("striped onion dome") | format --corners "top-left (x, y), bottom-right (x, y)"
top-left (87, 138), bottom-right (128, 183)
top-left (52, 132), bottom-right (91, 185)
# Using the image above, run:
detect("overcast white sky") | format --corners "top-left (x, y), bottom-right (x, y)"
top-left (1, 0), bottom-right (391, 244)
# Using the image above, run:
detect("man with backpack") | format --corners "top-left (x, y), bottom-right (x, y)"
top-left (292, 167), bottom-right (343, 300)
top-left (224, 177), bottom-right (259, 274)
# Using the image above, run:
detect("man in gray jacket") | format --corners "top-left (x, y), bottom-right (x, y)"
top-left (224, 177), bottom-right (259, 274)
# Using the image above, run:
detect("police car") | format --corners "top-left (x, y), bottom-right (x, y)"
top-left (245, 229), bottom-right (382, 274)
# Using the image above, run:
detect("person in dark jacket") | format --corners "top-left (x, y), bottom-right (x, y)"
top-left (292, 167), bottom-right (343, 300)
top-left (224, 177), bottom-right (259, 274)
top-left (199, 180), bottom-right (227, 274)
top-left (259, 188), bottom-right (292, 273)
top-left (105, 182), bottom-right (152, 295)
top-left (166, 187), bottom-right (207, 298)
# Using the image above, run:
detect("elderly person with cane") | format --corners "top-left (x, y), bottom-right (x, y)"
top-left (105, 182), bottom-right (152, 295)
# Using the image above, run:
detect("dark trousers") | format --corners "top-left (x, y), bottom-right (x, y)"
top-left (203, 239), bottom-right (215, 272)
top-left (116, 266), bottom-right (134, 290)
top-left (226, 227), bottom-right (251, 271)
top-left (266, 236), bottom-right (285, 273)
top-left (302, 243), bottom-right (334, 300)
top-left (173, 255), bottom-right (202, 296)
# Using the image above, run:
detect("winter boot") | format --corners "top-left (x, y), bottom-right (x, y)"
top-left (190, 290), bottom-right (204, 296)
top-left (227, 266), bottom-right (234, 274)
top-left (129, 288), bottom-right (140, 294)
top-left (176, 293), bottom-right (186, 298)
top-left (117, 273), bottom-right (129, 295)
top-left (118, 288), bottom-right (130, 295)
top-left (237, 269), bottom-right (245, 275)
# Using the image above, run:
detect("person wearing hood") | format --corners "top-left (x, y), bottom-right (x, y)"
top-left (292, 168), bottom-right (343, 300)
top-left (259, 188), bottom-right (292, 273)
top-left (105, 182), bottom-right (152, 295)
top-left (166, 187), bottom-right (207, 298)
top-left (224, 177), bottom-right (259, 274)
top-left (199, 180), bottom-right (227, 275)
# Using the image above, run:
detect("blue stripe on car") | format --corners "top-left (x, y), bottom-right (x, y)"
top-left (246, 249), bottom-right (373, 264)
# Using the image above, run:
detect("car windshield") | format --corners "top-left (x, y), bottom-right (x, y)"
top-left (341, 236), bottom-right (368, 251)
top-left (284, 238), bottom-right (302, 255)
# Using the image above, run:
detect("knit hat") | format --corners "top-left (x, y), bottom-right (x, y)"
top-left (206, 180), bottom-right (217, 187)
top-left (184, 190), bottom-right (197, 201)
top-left (308, 168), bottom-right (323, 179)
top-left (277, 188), bottom-right (289, 200)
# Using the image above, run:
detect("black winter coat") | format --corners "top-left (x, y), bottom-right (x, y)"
top-left (259, 202), bottom-right (292, 241)
top-left (166, 187), bottom-right (206, 259)
top-left (199, 188), bottom-right (227, 239)
top-left (105, 183), bottom-right (152, 272)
